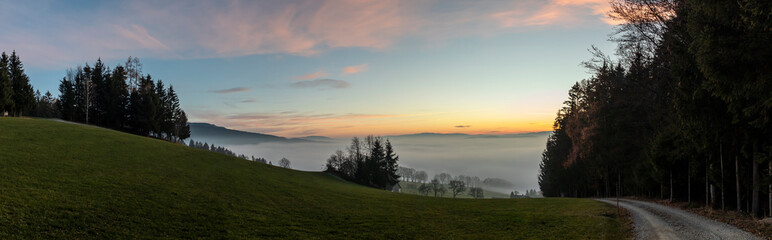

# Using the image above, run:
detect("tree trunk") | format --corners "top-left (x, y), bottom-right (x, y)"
top-left (737, 155), bottom-right (741, 212)
top-left (605, 172), bottom-right (610, 198)
top-left (619, 172), bottom-right (622, 197)
top-left (711, 163), bottom-right (716, 208)
top-left (769, 161), bottom-right (771, 217)
top-left (660, 183), bottom-right (664, 200)
top-left (721, 143), bottom-right (725, 211)
top-left (688, 161), bottom-right (691, 203)
top-left (670, 169), bottom-right (674, 202)
top-left (753, 151), bottom-right (759, 217)
top-left (706, 156), bottom-right (710, 207)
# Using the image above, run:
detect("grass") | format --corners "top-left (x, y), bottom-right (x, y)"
top-left (398, 181), bottom-right (511, 199)
top-left (0, 118), bottom-right (630, 239)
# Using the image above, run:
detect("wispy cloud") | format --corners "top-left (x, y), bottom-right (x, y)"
top-left (211, 87), bottom-right (252, 94)
top-left (455, 125), bottom-right (471, 128)
top-left (112, 24), bottom-right (170, 50)
top-left (290, 79), bottom-right (350, 89)
top-left (240, 99), bottom-right (257, 103)
top-left (0, 0), bottom-right (618, 67)
top-left (293, 71), bottom-right (328, 80)
top-left (342, 64), bottom-right (368, 75)
top-left (492, 0), bottom-right (615, 27)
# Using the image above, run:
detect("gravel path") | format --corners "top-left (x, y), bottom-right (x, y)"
top-left (597, 198), bottom-right (762, 240)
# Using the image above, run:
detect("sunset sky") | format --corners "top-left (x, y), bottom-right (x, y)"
top-left (2, 0), bottom-right (619, 137)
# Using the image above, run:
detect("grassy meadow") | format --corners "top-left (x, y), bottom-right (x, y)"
top-left (0, 118), bottom-right (629, 239)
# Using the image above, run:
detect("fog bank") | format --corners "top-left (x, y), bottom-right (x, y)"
top-left (220, 132), bottom-right (550, 193)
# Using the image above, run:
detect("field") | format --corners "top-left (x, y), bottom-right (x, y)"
top-left (0, 118), bottom-right (630, 239)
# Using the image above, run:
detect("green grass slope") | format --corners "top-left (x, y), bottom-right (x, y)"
top-left (0, 118), bottom-right (629, 239)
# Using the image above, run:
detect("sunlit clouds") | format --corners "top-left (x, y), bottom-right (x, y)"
top-left (112, 24), bottom-right (170, 51)
top-left (9, 0), bottom-right (620, 138)
top-left (342, 64), bottom-right (369, 75)
top-left (293, 71), bottom-right (329, 81)
top-left (0, 0), bottom-right (620, 68)
top-left (492, 0), bottom-right (617, 27)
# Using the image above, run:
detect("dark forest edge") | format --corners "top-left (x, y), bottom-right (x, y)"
top-left (538, 0), bottom-right (772, 218)
top-left (58, 57), bottom-right (190, 142)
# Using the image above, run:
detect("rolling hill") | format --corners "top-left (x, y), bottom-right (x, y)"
top-left (0, 118), bottom-right (629, 239)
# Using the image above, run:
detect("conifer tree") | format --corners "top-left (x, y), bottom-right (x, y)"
top-left (9, 51), bottom-right (34, 116)
top-left (58, 77), bottom-right (76, 121)
top-left (384, 139), bottom-right (400, 187)
top-left (90, 58), bottom-right (107, 125)
top-left (0, 53), bottom-right (13, 116)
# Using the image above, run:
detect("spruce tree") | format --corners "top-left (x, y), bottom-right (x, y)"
top-left (367, 137), bottom-right (385, 187)
top-left (0, 53), bottom-right (13, 116)
top-left (384, 139), bottom-right (400, 187)
top-left (155, 80), bottom-right (168, 138)
top-left (9, 51), bottom-right (34, 116)
top-left (58, 77), bottom-right (76, 121)
top-left (90, 58), bottom-right (107, 125)
top-left (175, 110), bottom-right (190, 141)
top-left (105, 66), bottom-right (129, 129)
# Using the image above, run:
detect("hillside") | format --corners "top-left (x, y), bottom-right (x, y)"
top-left (189, 122), bottom-right (310, 145)
top-left (0, 118), bottom-right (629, 239)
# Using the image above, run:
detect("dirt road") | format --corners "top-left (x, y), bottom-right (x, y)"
top-left (597, 198), bottom-right (762, 240)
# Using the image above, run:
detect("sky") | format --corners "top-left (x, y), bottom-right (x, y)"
top-left (1, 0), bottom-right (620, 138)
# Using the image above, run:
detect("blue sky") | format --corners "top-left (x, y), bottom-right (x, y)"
top-left (2, 0), bottom-right (619, 137)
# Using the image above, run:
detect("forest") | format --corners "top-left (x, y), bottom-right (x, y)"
top-left (538, 0), bottom-right (772, 217)
top-left (0, 53), bottom-right (190, 143)
top-left (58, 57), bottom-right (190, 142)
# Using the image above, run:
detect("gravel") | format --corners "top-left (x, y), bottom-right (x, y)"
top-left (597, 198), bottom-right (762, 240)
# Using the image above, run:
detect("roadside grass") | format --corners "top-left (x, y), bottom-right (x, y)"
top-left (0, 118), bottom-right (630, 239)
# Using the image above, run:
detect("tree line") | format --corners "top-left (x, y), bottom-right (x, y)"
top-left (325, 136), bottom-right (400, 190)
top-left (396, 167), bottom-right (428, 183)
top-left (399, 167), bottom-right (520, 199)
top-left (0, 53), bottom-right (192, 144)
top-left (415, 179), bottom-right (485, 199)
top-left (398, 166), bottom-right (510, 189)
top-left (187, 139), bottom-right (288, 166)
top-left (538, 0), bottom-right (772, 217)
top-left (57, 57), bottom-right (190, 142)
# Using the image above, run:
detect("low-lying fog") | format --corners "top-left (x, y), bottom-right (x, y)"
top-left (224, 133), bottom-right (550, 193)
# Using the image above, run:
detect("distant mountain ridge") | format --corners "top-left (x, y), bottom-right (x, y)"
top-left (387, 131), bottom-right (551, 139)
top-left (189, 123), bottom-right (318, 145)
top-left (190, 122), bottom-right (550, 146)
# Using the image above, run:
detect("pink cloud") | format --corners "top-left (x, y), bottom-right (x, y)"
top-left (0, 0), bottom-right (620, 68)
top-left (113, 24), bottom-right (170, 50)
top-left (342, 64), bottom-right (368, 75)
top-left (492, 0), bottom-right (617, 28)
top-left (293, 71), bottom-right (328, 80)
